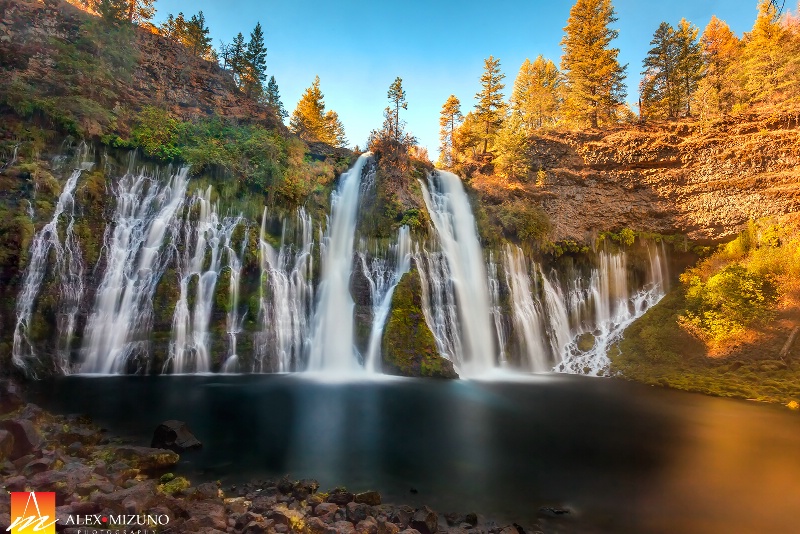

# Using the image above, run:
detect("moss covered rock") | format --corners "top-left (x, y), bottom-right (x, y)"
top-left (381, 268), bottom-right (458, 379)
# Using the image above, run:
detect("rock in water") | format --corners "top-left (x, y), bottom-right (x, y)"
top-left (151, 420), bottom-right (202, 453)
top-left (381, 268), bottom-right (458, 379)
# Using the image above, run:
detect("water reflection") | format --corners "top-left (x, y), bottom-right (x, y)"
top-left (28, 375), bottom-right (800, 533)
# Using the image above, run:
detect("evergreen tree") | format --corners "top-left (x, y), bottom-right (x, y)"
top-left (493, 113), bottom-right (531, 179)
top-left (266, 76), bottom-right (288, 120)
top-left (290, 76), bottom-right (328, 142)
top-left (698, 16), bottom-right (741, 115)
top-left (387, 77), bottom-right (408, 141)
top-left (186, 12), bottom-right (212, 58)
top-left (641, 22), bottom-right (681, 119)
top-left (560, 0), bottom-right (627, 127)
top-left (474, 55), bottom-right (506, 153)
top-left (324, 111), bottom-right (348, 148)
top-left (229, 32), bottom-right (248, 85)
top-left (453, 111), bottom-right (484, 160)
top-left (244, 22), bottom-right (268, 97)
top-left (674, 18), bottom-right (704, 116)
top-left (743, 0), bottom-right (790, 103)
top-left (510, 56), bottom-right (562, 130)
top-left (438, 95), bottom-right (463, 168)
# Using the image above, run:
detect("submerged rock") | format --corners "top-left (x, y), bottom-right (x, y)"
top-left (381, 268), bottom-right (458, 379)
top-left (113, 446), bottom-right (179, 471)
top-left (151, 420), bottom-right (203, 453)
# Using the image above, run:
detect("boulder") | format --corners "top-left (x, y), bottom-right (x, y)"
top-left (381, 269), bottom-right (458, 379)
top-left (0, 419), bottom-right (41, 460)
top-left (346, 501), bottom-right (369, 523)
top-left (333, 520), bottom-right (356, 534)
top-left (356, 517), bottom-right (379, 534)
top-left (151, 420), bottom-right (202, 453)
top-left (411, 507), bottom-right (437, 534)
top-left (328, 489), bottom-right (355, 506)
top-left (378, 517), bottom-right (401, 534)
top-left (307, 517), bottom-right (338, 534)
top-left (355, 491), bottom-right (381, 506)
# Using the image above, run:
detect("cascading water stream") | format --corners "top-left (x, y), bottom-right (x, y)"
top-left (80, 166), bottom-right (189, 374)
top-left (169, 187), bottom-right (242, 374)
top-left (503, 245), bottom-right (549, 371)
top-left (222, 227), bottom-right (248, 372)
top-left (307, 153), bottom-right (372, 373)
top-left (362, 226), bottom-right (412, 373)
top-left (12, 144), bottom-right (92, 374)
top-left (420, 170), bottom-right (495, 376)
top-left (487, 252), bottom-right (507, 365)
top-left (256, 208), bottom-right (315, 372)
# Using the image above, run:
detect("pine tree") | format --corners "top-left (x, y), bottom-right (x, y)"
top-left (453, 111), bottom-right (484, 160)
top-left (474, 55), bottom-right (506, 153)
top-left (266, 76), bottom-right (288, 120)
top-left (641, 22), bottom-right (681, 119)
top-left (743, 0), bottom-right (790, 103)
top-left (387, 77), bottom-right (408, 141)
top-left (324, 111), bottom-right (348, 148)
top-left (698, 16), bottom-right (741, 115)
top-left (229, 32), bottom-right (248, 85)
top-left (186, 11), bottom-right (212, 59)
top-left (290, 76), bottom-right (328, 142)
top-left (494, 113), bottom-right (531, 179)
top-left (438, 95), bottom-right (463, 168)
top-left (674, 18), bottom-right (704, 116)
top-left (244, 22), bottom-right (268, 97)
top-left (560, 0), bottom-right (627, 127)
top-left (510, 56), bottom-right (562, 130)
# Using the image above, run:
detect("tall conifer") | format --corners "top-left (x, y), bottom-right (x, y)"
top-left (560, 0), bottom-right (627, 127)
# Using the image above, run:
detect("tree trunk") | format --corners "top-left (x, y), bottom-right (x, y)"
top-left (128, 0), bottom-right (135, 22)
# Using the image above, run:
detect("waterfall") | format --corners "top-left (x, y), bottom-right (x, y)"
top-left (420, 170), bottom-right (495, 376)
top-left (80, 166), bottom-right (189, 374)
top-left (168, 187), bottom-right (241, 373)
top-left (503, 245), bottom-right (549, 371)
top-left (222, 227), bottom-right (247, 372)
top-left (487, 252), bottom-right (507, 365)
top-left (256, 208), bottom-right (315, 372)
top-left (555, 247), bottom-right (667, 375)
top-left (540, 268), bottom-right (572, 362)
top-left (12, 145), bottom-right (91, 374)
top-left (307, 153), bottom-right (372, 372)
top-left (415, 246), bottom-right (464, 365)
top-left (362, 226), bottom-right (412, 373)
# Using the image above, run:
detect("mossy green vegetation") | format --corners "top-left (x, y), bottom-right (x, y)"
top-left (381, 268), bottom-right (457, 379)
top-left (613, 216), bottom-right (800, 405)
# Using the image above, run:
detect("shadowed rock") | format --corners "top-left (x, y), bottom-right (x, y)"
top-left (151, 420), bottom-right (202, 453)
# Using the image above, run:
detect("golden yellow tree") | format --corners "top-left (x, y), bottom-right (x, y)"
top-left (560, 0), bottom-right (627, 127)
top-left (438, 95), bottom-right (463, 168)
top-left (697, 16), bottom-right (741, 115)
top-left (510, 56), bottom-right (562, 130)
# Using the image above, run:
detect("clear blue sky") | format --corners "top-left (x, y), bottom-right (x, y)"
top-left (153, 0), bottom-right (768, 155)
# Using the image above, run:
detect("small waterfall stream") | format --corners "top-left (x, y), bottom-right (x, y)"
top-left (12, 144), bottom-right (92, 373)
top-left (168, 187), bottom-right (242, 374)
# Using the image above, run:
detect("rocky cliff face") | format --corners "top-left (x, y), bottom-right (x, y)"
top-left (0, 0), bottom-right (280, 134)
top-left (473, 109), bottom-right (800, 244)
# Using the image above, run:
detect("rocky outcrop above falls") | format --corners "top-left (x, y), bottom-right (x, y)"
top-left (0, 0), bottom-right (282, 135)
top-left (472, 108), bottom-right (800, 244)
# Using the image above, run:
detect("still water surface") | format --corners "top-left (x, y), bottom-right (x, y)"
top-left (30, 374), bottom-right (800, 533)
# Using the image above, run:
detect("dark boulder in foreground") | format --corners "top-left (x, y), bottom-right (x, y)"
top-left (381, 268), bottom-right (458, 379)
top-left (151, 419), bottom-right (203, 453)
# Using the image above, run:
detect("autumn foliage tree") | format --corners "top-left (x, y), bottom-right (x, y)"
top-left (560, 0), bottom-right (627, 127)
top-left (696, 16), bottom-right (741, 116)
top-left (290, 76), bottom-right (347, 147)
top-left (438, 95), bottom-right (463, 168)
top-left (510, 56), bottom-right (562, 130)
top-left (474, 56), bottom-right (506, 153)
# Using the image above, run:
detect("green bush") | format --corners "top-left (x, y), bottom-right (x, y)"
top-left (496, 199), bottom-right (550, 242)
